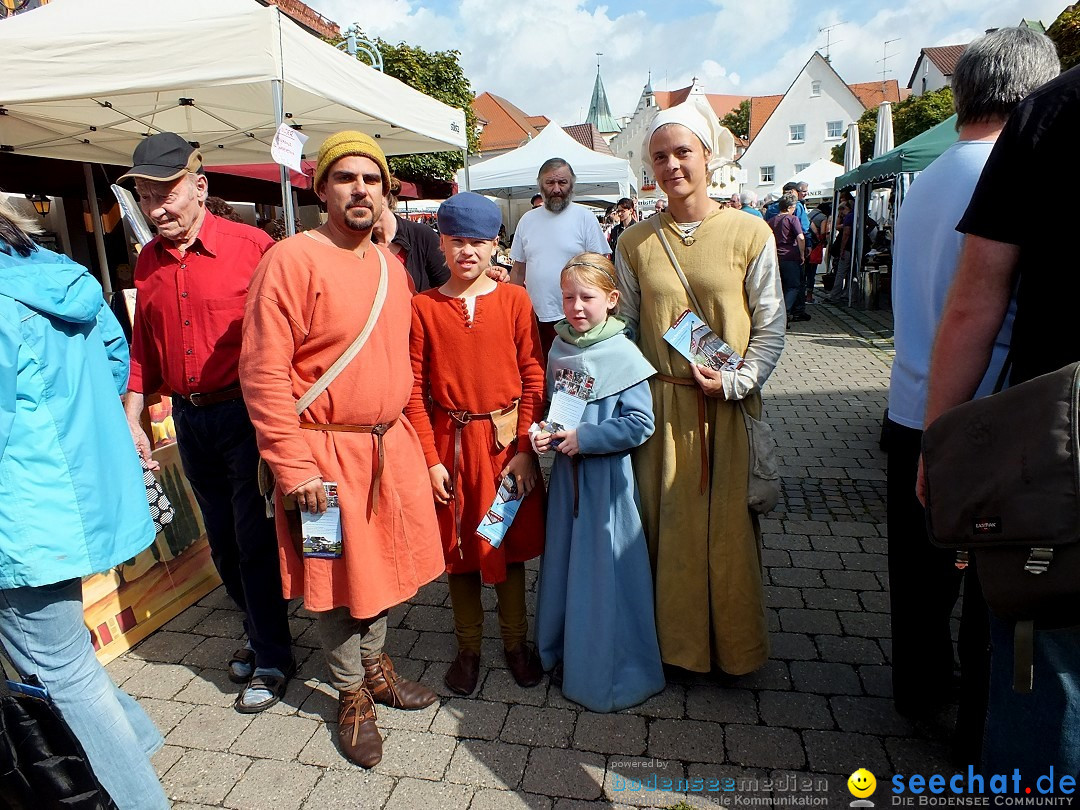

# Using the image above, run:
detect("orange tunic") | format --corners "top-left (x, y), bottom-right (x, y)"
top-left (405, 284), bottom-right (546, 583)
top-left (239, 235), bottom-right (444, 618)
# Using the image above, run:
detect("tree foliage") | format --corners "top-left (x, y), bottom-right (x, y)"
top-left (830, 87), bottom-right (954, 164)
top-left (337, 32), bottom-right (480, 183)
top-left (1048, 6), bottom-right (1080, 71)
top-left (720, 99), bottom-right (751, 141)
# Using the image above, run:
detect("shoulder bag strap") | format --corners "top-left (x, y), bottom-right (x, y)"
top-left (294, 246), bottom-right (389, 415)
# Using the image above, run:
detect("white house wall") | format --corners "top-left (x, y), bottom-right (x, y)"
top-left (609, 90), bottom-right (662, 198)
top-left (739, 54), bottom-right (866, 196)
top-left (911, 55), bottom-right (948, 96)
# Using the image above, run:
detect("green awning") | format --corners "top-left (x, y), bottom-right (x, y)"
top-left (834, 114), bottom-right (959, 191)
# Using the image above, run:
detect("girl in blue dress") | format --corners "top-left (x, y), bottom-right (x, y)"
top-left (533, 252), bottom-right (665, 711)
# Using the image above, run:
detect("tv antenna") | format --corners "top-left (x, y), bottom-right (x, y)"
top-left (819, 22), bottom-right (846, 62)
top-left (877, 38), bottom-right (901, 87)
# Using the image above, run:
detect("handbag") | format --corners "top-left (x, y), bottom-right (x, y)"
top-left (142, 462), bottom-right (174, 535)
top-left (0, 643), bottom-right (118, 809)
top-left (808, 243), bottom-right (824, 264)
top-left (922, 360), bottom-right (1080, 692)
top-left (652, 218), bottom-right (781, 514)
top-left (257, 245), bottom-right (389, 515)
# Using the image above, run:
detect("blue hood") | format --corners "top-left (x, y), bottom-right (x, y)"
top-left (0, 244), bottom-right (104, 324)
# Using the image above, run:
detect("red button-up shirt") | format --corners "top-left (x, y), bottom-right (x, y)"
top-left (129, 211), bottom-right (274, 397)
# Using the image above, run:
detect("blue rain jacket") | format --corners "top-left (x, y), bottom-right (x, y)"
top-left (0, 244), bottom-right (154, 589)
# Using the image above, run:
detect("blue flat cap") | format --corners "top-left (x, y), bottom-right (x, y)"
top-left (437, 192), bottom-right (501, 239)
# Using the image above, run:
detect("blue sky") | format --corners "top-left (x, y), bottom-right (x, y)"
top-left (313, 0), bottom-right (1066, 123)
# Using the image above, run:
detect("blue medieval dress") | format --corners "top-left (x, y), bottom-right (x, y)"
top-left (535, 317), bottom-right (666, 711)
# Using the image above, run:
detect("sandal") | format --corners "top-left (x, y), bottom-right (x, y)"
top-left (227, 648), bottom-right (255, 684)
top-left (233, 662), bottom-right (295, 714)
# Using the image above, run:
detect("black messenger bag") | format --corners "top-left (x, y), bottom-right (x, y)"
top-left (922, 361), bottom-right (1080, 692)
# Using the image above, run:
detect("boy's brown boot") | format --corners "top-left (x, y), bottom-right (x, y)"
top-left (444, 649), bottom-right (481, 695)
top-left (504, 643), bottom-right (543, 688)
top-left (362, 653), bottom-right (438, 710)
top-left (337, 687), bottom-right (382, 768)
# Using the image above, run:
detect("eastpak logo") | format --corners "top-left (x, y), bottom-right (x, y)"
top-left (973, 517), bottom-right (1002, 535)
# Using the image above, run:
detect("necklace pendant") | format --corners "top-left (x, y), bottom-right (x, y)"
top-left (680, 234), bottom-right (696, 247)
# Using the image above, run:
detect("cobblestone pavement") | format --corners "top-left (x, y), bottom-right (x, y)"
top-left (111, 301), bottom-right (957, 809)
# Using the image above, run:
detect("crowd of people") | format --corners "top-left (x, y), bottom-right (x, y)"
top-left (0, 20), bottom-right (1076, 805)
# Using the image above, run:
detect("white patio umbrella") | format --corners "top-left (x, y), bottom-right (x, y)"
top-left (873, 102), bottom-right (895, 158)
top-left (844, 122), bottom-right (863, 172)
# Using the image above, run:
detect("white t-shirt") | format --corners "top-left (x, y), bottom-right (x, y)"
top-left (510, 202), bottom-right (610, 322)
top-left (888, 140), bottom-right (1014, 430)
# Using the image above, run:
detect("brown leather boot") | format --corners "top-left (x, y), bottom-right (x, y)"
top-left (504, 643), bottom-right (543, 688)
top-left (362, 652), bottom-right (438, 710)
top-left (444, 649), bottom-right (481, 695)
top-left (337, 688), bottom-right (382, 768)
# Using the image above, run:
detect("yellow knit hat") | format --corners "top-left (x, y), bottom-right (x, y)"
top-left (314, 131), bottom-right (390, 191)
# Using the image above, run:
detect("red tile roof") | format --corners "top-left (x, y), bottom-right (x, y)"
top-left (562, 124), bottom-right (614, 155)
top-left (748, 95), bottom-right (783, 142)
top-left (473, 92), bottom-right (542, 152)
top-left (258, 0), bottom-right (339, 38)
top-left (652, 87), bottom-right (748, 120)
top-left (849, 79), bottom-right (903, 109)
top-left (924, 45), bottom-right (967, 78)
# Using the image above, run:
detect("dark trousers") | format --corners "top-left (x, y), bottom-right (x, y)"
top-left (779, 259), bottom-right (803, 314)
top-left (538, 320), bottom-right (558, 361)
top-left (791, 258), bottom-right (817, 316)
top-left (886, 419), bottom-right (989, 764)
top-left (173, 396), bottom-right (293, 671)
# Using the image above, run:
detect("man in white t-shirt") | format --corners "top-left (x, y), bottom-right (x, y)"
top-left (510, 158), bottom-right (610, 357)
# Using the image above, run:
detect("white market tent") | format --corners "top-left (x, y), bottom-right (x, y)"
top-left (789, 159), bottom-right (844, 198)
top-left (0, 0), bottom-right (467, 166)
top-left (460, 122), bottom-right (636, 201)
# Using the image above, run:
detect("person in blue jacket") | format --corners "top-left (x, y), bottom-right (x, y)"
top-left (0, 197), bottom-right (168, 809)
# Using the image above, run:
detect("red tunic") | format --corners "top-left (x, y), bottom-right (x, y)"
top-left (406, 283), bottom-right (546, 583)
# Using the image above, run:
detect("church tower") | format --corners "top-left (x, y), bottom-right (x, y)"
top-left (585, 54), bottom-right (622, 140)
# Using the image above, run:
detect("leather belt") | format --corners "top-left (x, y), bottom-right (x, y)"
top-left (439, 400), bottom-right (519, 557)
top-left (298, 419), bottom-right (398, 514)
top-left (656, 374), bottom-right (708, 495)
top-left (181, 385), bottom-right (243, 407)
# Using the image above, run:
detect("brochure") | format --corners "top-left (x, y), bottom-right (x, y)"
top-left (301, 482), bottom-right (343, 558)
top-left (663, 309), bottom-right (744, 372)
top-left (546, 368), bottom-right (595, 433)
top-left (476, 476), bottom-right (521, 549)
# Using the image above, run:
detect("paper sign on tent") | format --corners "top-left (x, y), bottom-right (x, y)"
top-left (271, 123), bottom-right (309, 173)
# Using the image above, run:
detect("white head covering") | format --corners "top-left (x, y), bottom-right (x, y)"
top-left (643, 95), bottom-right (737, 195)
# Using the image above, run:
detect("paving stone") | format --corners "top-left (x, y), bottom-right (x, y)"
top-left (732, 660), bottom-right (792, 691)
top-left (522, 747), bottom-right (606, 800)
top-left (724, 724), bottom-right (805, 770)
top-left (136, 697), bottom-right (194, 735)
top-left (626, 683), bottom-right (685, 719)
top-left (770, 632), bottom-right (818, 661)
top-left (165, 704), bottom-right (254, 751)
top-left (375, 729), bottom-right (458, 780)
top-left (884, 736), bottom-right (952, 773)
top-left (768, 567), bottom-right (825, 588)
top-left (764, 587), bottom-right (804, 608)
top-left (778, 608), bottom-right (841, 635)
top-left (383, 777), bottom-right (473, 809)
top-left (105, 655), bottom-right (146, 687)
top-left (758, 690), bottom-right (834, 730)
top-left (802, 588), bottom-right (862, 611)
top-left (838, 610), bottom-right (891, 637)
top-left (469, 788), bottom-right (552, 809)
top-left (230, 711), bottom-right (320, 759)
top-left (301, 769), bottom-right (395, 808)
top-left (152, 743), bottom-right (185, 778)
top-left (130, 631), bottom-right (204, 664)
top-left (444, 739), bottom-right (529, 788)
top-left (431, 698), bottom-right (508, 740)
top-left (789, 661), bottom-right (863, 696)
top-left (124, 662), bottom-right (198, 699)
top-left (685, 686), bottom-right (757, 724)
top-left (604, 757), bottom-right (687, 808)
top-left (173, 666), bottom-right (239, 708)
top-left (501, 704), bottom-right (576, 747)
top-left (859, 590), bottom-right (890, 613)
top-left (162, 749), bottom-right (252, 805)
top-left (404, 604), bottom-right (455, 632)
top-left (377, 699), bottom-right (440, 732)
top-left (191, 608), bottom-right (245, 639)
top-left (861, 536), bottom-right (888, 555)
top-left (840, 552), bottom-right (888, 572)
top-left (802, 730), bottom-right (890, 774)
top-left (223, 759), bottom-right (321, 810)
top-left (809, 535), bottom-right (862, 553)
top-left (761, 533), bottom-right (812, 551)
top-left (830, 695), bottom-right (915, 736)
top-left (815, 635), bottom-right (885, 665)
top-left (163, 605), bottom-right (214, 634)
top-left (411, 631), bottom-right (458, 663)
top-left (479, 667), bottom-right (549, 706)
top-left (183, 635), bottom-right (245, 671)
top-left (761, 548), bottom-right (791, 567)
top-left (822, 569), bottom-right (881, 591)
top-left (197, 586), bottom-right (237, 611)
top-left (648, 719), bottom-right (725, 763)
top-left (829, 521), bottom-right (878, 537)
top-left (859, 665), bottom-right (893, 698)
top-left (572, 712), bottom-right (646, 755)
top-left (788, 550), bottom-right (844, 570)
top-left (297, 722), bottom-right (349, 769)
top-left (384, 627), bottom-right (420, 657)
top-left (296, 681), bottom-right (338, 723)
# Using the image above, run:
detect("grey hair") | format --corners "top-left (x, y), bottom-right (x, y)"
top-left (0, 195), bottom-right (43, 257)
top-left (739, 191), bottom-right (756, 207)
top-left (537, 157), bottom-right (576, 182)
top-left (952, 26), bottom-right (1060, 128)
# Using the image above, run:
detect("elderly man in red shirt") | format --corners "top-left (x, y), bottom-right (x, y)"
top-left (121, 133), bottom-right (293, 713)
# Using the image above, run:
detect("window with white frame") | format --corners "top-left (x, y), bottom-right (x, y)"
top-left (789, 123), bottom-right (805, 143)
top-left (826, 120), bottom-right (844, 139)
top-left (794, 163), bottom-right (810, 174)
top-left (811, 81), bottom-right (821, 97)
top-left (760, 166), bottom-right (775, 184)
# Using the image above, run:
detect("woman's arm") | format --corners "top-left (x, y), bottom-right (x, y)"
top-left (614, 246), bottom-right (641, 339)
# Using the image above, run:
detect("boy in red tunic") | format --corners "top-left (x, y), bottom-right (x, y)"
top-left (406, 192), bottom-right (546, 695)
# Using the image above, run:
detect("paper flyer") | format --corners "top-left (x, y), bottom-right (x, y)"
top-left (476, 476), bottom-right (522, 549)
top-left (271, 123), bottom-right (309, 173)
top-left (301, 482), bottom-right (343, 558)
top-left (110, 183), bottom-right (155, 247)
top-left (663, 309), bottom-right (744, 372)
top-left (546, 368), bottom-right (594, 433)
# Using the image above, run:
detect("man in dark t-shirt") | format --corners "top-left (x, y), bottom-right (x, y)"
top-left (921, 64), bottom-right (1080, 778)
top-left (767, 195), bottom-right (806, 317)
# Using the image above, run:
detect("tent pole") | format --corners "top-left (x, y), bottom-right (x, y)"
top-left (462, 149), bottom-right (471, 191)
top-left (83, 163), bottom-right (113, 298)
top-left (272, 79), bottom-right (297, 238)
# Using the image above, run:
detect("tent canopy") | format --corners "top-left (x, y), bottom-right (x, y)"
top-left (0, 0), bottom-right (467, 167)
top-left (835, 115), bottom-right (959, 191)
top-left (763, 159), bottom-right (844, 199)
top-left (461, 122), bottom-right (635, 200)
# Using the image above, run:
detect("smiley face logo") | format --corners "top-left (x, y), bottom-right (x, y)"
top-left (848, 769), bottom-right (877, 798)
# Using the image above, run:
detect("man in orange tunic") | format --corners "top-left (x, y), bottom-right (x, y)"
top-left (239, 131), bottom-right (444, 769)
